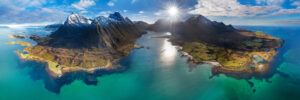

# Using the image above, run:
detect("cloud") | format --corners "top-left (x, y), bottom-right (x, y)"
top-left (0, 7), bottom-right (68, 24)
top-left (256, 0), bottom-right (284, 6)
top-left (98, 11), bottom-right (113, 17)
top-left (267, 1), bottom-right (300, 15)
top-left (0, 0), bottom-right (46, 8)
top-left (273, 18), bottom-right (300, 25)
top-left (131, 0), bottom-right (137, 3)
top-left (139, 11), bottom-right (144, 14)
top-left (0, 0), bottom-right (70, 24)
top-left (41, 8), bottom-right (56, 13)
top-left (123, 10), bottom-right (128, 13)
top-left (270, 8), bottom-right (300, 15)
top-left (80, 10), bottom-right (88, 14)
top-left (5, 0), bottom-right (47, 7)
top-left (107, 1), bottom-right (114, 6)
top-left (154, 12), bottom-right (161, 16)
top-left (0, 5), bottom-right (25, 15)
top-left (292, 1), bottom-right (300, 8)
top-left (72, 0), bottom-right (95, 10)
top-left (27, 0), bottom-right (47, 7)
top-left (129, 14), bottom-right (155, 23)
top-left (189, 0), bottom-right (279, 17)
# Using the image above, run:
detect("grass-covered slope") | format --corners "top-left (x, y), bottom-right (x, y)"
top-left (177, 31), bottom-right (283, 74)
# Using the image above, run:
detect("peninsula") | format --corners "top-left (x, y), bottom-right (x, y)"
top-left (148, 15), bottom-right (284, 75)
top-left (17, 12), bottom-right (146, 77)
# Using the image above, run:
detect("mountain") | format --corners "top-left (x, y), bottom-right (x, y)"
top-left (87, 12), bottom-right (143, 50)
top-left (39, 12), bottom-right (144, 49)
top-left (148, 15), bottom-right (284, 75)
top-left (134, 21), bottom-right (148, 27)
top-left (44, 24), bottom-right (63, 29)
top-left (64, 12), bottom-right (92, 25)
top-left (149, 15), bottom-right (280, 51)
top-left (20, 12), bottom-right (146, 77)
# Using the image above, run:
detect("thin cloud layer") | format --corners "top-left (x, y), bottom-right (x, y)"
top-left (256, 0), bottom-right (284, 6)
top-left (107, 1), bottom-right (115, 6)
top-left (189, 0), bottom-right (279, 17)
top-left (72, 0), bottom-right (95, 10)
top-left (0, 0), bottom-right (68, 24)
top-left (0, 0), bottom-right (300, 25)
top-left (189, 0), bottom-right (300, 17)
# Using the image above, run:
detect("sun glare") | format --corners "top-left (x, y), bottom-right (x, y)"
top-left (168, 6), bottom-right (178, 16)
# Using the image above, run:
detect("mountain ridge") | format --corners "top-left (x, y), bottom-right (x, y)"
top-left (17, 12), bottom-right (284, 77)
top-left (64, 12), bottom-right (92, 25)
top-left (148, 15), bottom-right (284, 76)
top-left (18, 12), bottom-right (146, 77)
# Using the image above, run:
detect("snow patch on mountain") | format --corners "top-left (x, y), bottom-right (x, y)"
top-left (64, 12), bottom-right (92, 25)
top-left (93, 12), bottom-right (134, 26)
top-left (63, 12), bottom-right (134, 27)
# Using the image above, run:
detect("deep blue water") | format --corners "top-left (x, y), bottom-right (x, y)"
top-left (0, 26), bottom-right (300, 100)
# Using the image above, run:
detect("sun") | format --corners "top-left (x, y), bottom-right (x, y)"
top-left (168, 6), bottom-right (178, 16)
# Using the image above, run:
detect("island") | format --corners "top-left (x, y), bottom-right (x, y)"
top-left (9, 35), bottom-right (25, 39)
top-left (17, 12), bottom-right (146, 77)
top-left (148, 15), bottom-right (284, 75)
top-left (5, 41), bottom-right (31, 46)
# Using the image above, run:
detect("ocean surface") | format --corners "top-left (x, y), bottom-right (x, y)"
top-left (0, 26), bottom-right (300, 100)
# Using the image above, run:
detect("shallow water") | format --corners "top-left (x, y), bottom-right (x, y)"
top-left (0, 26), bottom-right (300, 100)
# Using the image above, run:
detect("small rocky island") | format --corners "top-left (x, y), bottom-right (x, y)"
top-left (17, 12), bottom-right (145, 77)
top-left (148, 15), bottom-right (284, 75)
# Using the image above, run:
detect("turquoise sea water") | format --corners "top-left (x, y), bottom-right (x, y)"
top-left (0, 26), bottom-right (300, 100)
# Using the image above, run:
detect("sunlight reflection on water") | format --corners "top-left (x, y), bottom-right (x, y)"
top-left (160, 32), bottom-right (177, 66)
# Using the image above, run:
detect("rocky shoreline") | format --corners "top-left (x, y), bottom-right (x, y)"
top-left (17, 50), bottom-right (120, 78)
top-left (11, 40), bottom-right (118, 78)
top-left (178, 45), bottom-right (279, 75)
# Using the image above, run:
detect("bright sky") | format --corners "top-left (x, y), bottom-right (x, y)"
top-left (0, 0), bottom-right (300, 26)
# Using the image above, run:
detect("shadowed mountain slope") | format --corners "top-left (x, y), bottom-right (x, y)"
top-left (19, 12), bottom-right (146, 77)
top-left (148, 15), bottom-right (284, 75)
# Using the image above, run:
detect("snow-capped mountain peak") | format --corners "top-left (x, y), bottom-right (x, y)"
top-left (93, 16), bottom-right (110, 25)
top-left (92, 12), bottom-right (133, 26)
top-left (64, 12), bottom-right (92, 25)
top-left (108, 12), bottom-right (125, 21)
